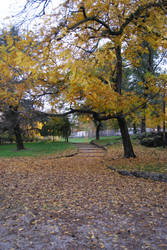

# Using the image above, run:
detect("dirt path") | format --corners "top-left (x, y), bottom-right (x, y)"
top-left (0, 154), bottom-right (167, 249)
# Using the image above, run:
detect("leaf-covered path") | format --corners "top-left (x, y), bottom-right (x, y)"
top-left (0, 154), bottom-right (167, 249)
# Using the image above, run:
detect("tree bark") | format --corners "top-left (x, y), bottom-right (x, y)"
top-left (93, 116), bottom-right (102, 141)
top-left (14, 124), bottom-right (25, 150)
top-left (162, 95), bottom-right (166, 148)
top-left (117, 115), bottom-right (136, 158)
top-left (133, 123), bottom-right (137, 134)
top-left (115, 45), bottom-right (135, 158)
top-left (96, 123), bottom-right (101, 140)
top-left (157, 125), bottom-right (161, 133)
top-left (141, 113), bottom-right (146, 133)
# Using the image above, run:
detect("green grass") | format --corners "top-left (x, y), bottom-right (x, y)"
top-left (0, 135), bottom-right (133, 157)
top-left (68, 135), bottom-right (129, 144)
top-left (93, 136), bottom-right (122, 145)
top-left (106, 143), bottom-right (167, 174)
top-left (113, 162), bottom-right (167, 174)
top-left (68, 137), bottom-right (96, 143)
top-left (0, 142), bottom-right (75, 158)
top-left (93, 135), bottom-right (139, 146)
top-left (135, 163), bottom-right (167, 173)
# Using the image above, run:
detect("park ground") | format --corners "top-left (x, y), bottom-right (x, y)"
top-left (0, 138), bottom-right (167, 249)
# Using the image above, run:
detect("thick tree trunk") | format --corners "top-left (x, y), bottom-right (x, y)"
top-left (117, 115), bottom-right (136, 158)
top-left (114, 45), bottom-right (135, 158)
top-left (14, 124), bottom-right (25, 150)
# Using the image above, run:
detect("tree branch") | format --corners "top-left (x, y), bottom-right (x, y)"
top-left (68, 1), bottom-right (165, 37)
top-left (80, 5), bottom-right (87, 19)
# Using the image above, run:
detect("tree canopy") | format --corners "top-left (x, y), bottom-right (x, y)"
top-left (0, 0), bottom-right (167, 156)
top-left (40, 116), bottom-right (71, 142)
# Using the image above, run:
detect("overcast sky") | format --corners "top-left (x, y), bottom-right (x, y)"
top-left (0, 0), bottom-right (26, 26)
top-left (0, 0), bottom-right (62, 29)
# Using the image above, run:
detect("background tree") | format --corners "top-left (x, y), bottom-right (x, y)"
top-left (123, 42), bottom-right (167, 133)
top-left (40, 116), bottom-right (71, 142)
top-left (0, 28), bottom-right (49, 149)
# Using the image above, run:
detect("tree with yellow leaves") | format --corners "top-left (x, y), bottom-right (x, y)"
top-left (0, 28), bottom-right (47, 150)
top-left (43, 0), bottom-right (166, 157)
top-left (12, 0), bottom-right (167, 156)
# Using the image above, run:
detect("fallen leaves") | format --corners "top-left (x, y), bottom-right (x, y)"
top-left (105, 144), bottom-right (167, 174)
top-left (0, 151), bottom-right (167, 249)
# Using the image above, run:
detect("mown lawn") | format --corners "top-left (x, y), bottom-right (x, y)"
top-left (69, 135), bottom-right (124, 144)
top-left (68, 137), bottom-right (95, 143)
top-left (0, 142), bottom-right (75, 157)
top-left (93, 135), bottom-right (122, 145)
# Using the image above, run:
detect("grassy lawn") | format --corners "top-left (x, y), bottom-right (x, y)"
top-left (93, 135), bottom-right (122, 145)
top-left (0, 142), bottom-right (75, 157)
top-left (69, 135), bottom-right (126, 144)
top-left (68, 137), bottom-right (95, 143)
top-left (0, 136), bottom-right (166, 175)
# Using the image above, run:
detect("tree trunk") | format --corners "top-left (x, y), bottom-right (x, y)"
top-left (14, 124), bottom-right (25, 150)
top-left (157, 125), bottom-right (161, 133)
top-left (114, 45), bottom-right (136, 158)
top-left (117, 115), bottom-right (136, 158)
top-left (114, 45), bottom-right (136, 157)
top-left (133, 123), bottom-right (137, 134)
top-left (162, 96), bottom-right (166, 148)
top-left (96, 123), bottom-right (101, 140)
top-left (93, 117), bottom-right (102, 141)
top-left (141, 115), bottom-right (146, 133)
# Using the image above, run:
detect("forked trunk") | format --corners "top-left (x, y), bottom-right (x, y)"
top-left (117, 115), bottom-right (136, 158)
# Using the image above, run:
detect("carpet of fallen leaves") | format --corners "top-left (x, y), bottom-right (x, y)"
top-left (0, 151), bottom-right (167, 249)
top-left (105, 144), bottom-right (167, 173)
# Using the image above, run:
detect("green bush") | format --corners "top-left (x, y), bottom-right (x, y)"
top-left (139, 132), bottom-right (167, 147)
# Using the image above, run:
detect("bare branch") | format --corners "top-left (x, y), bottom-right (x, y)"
top-left (154, 51), bottom-right (167, 71)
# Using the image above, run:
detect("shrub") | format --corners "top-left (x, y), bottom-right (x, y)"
top-left (139, 132), bottom-right (167, 147)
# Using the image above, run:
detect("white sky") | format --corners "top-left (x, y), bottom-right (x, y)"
top-left (0, 0), bottom-right (26, 27)
top-left (0, 0), bottom-right (61, 29)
